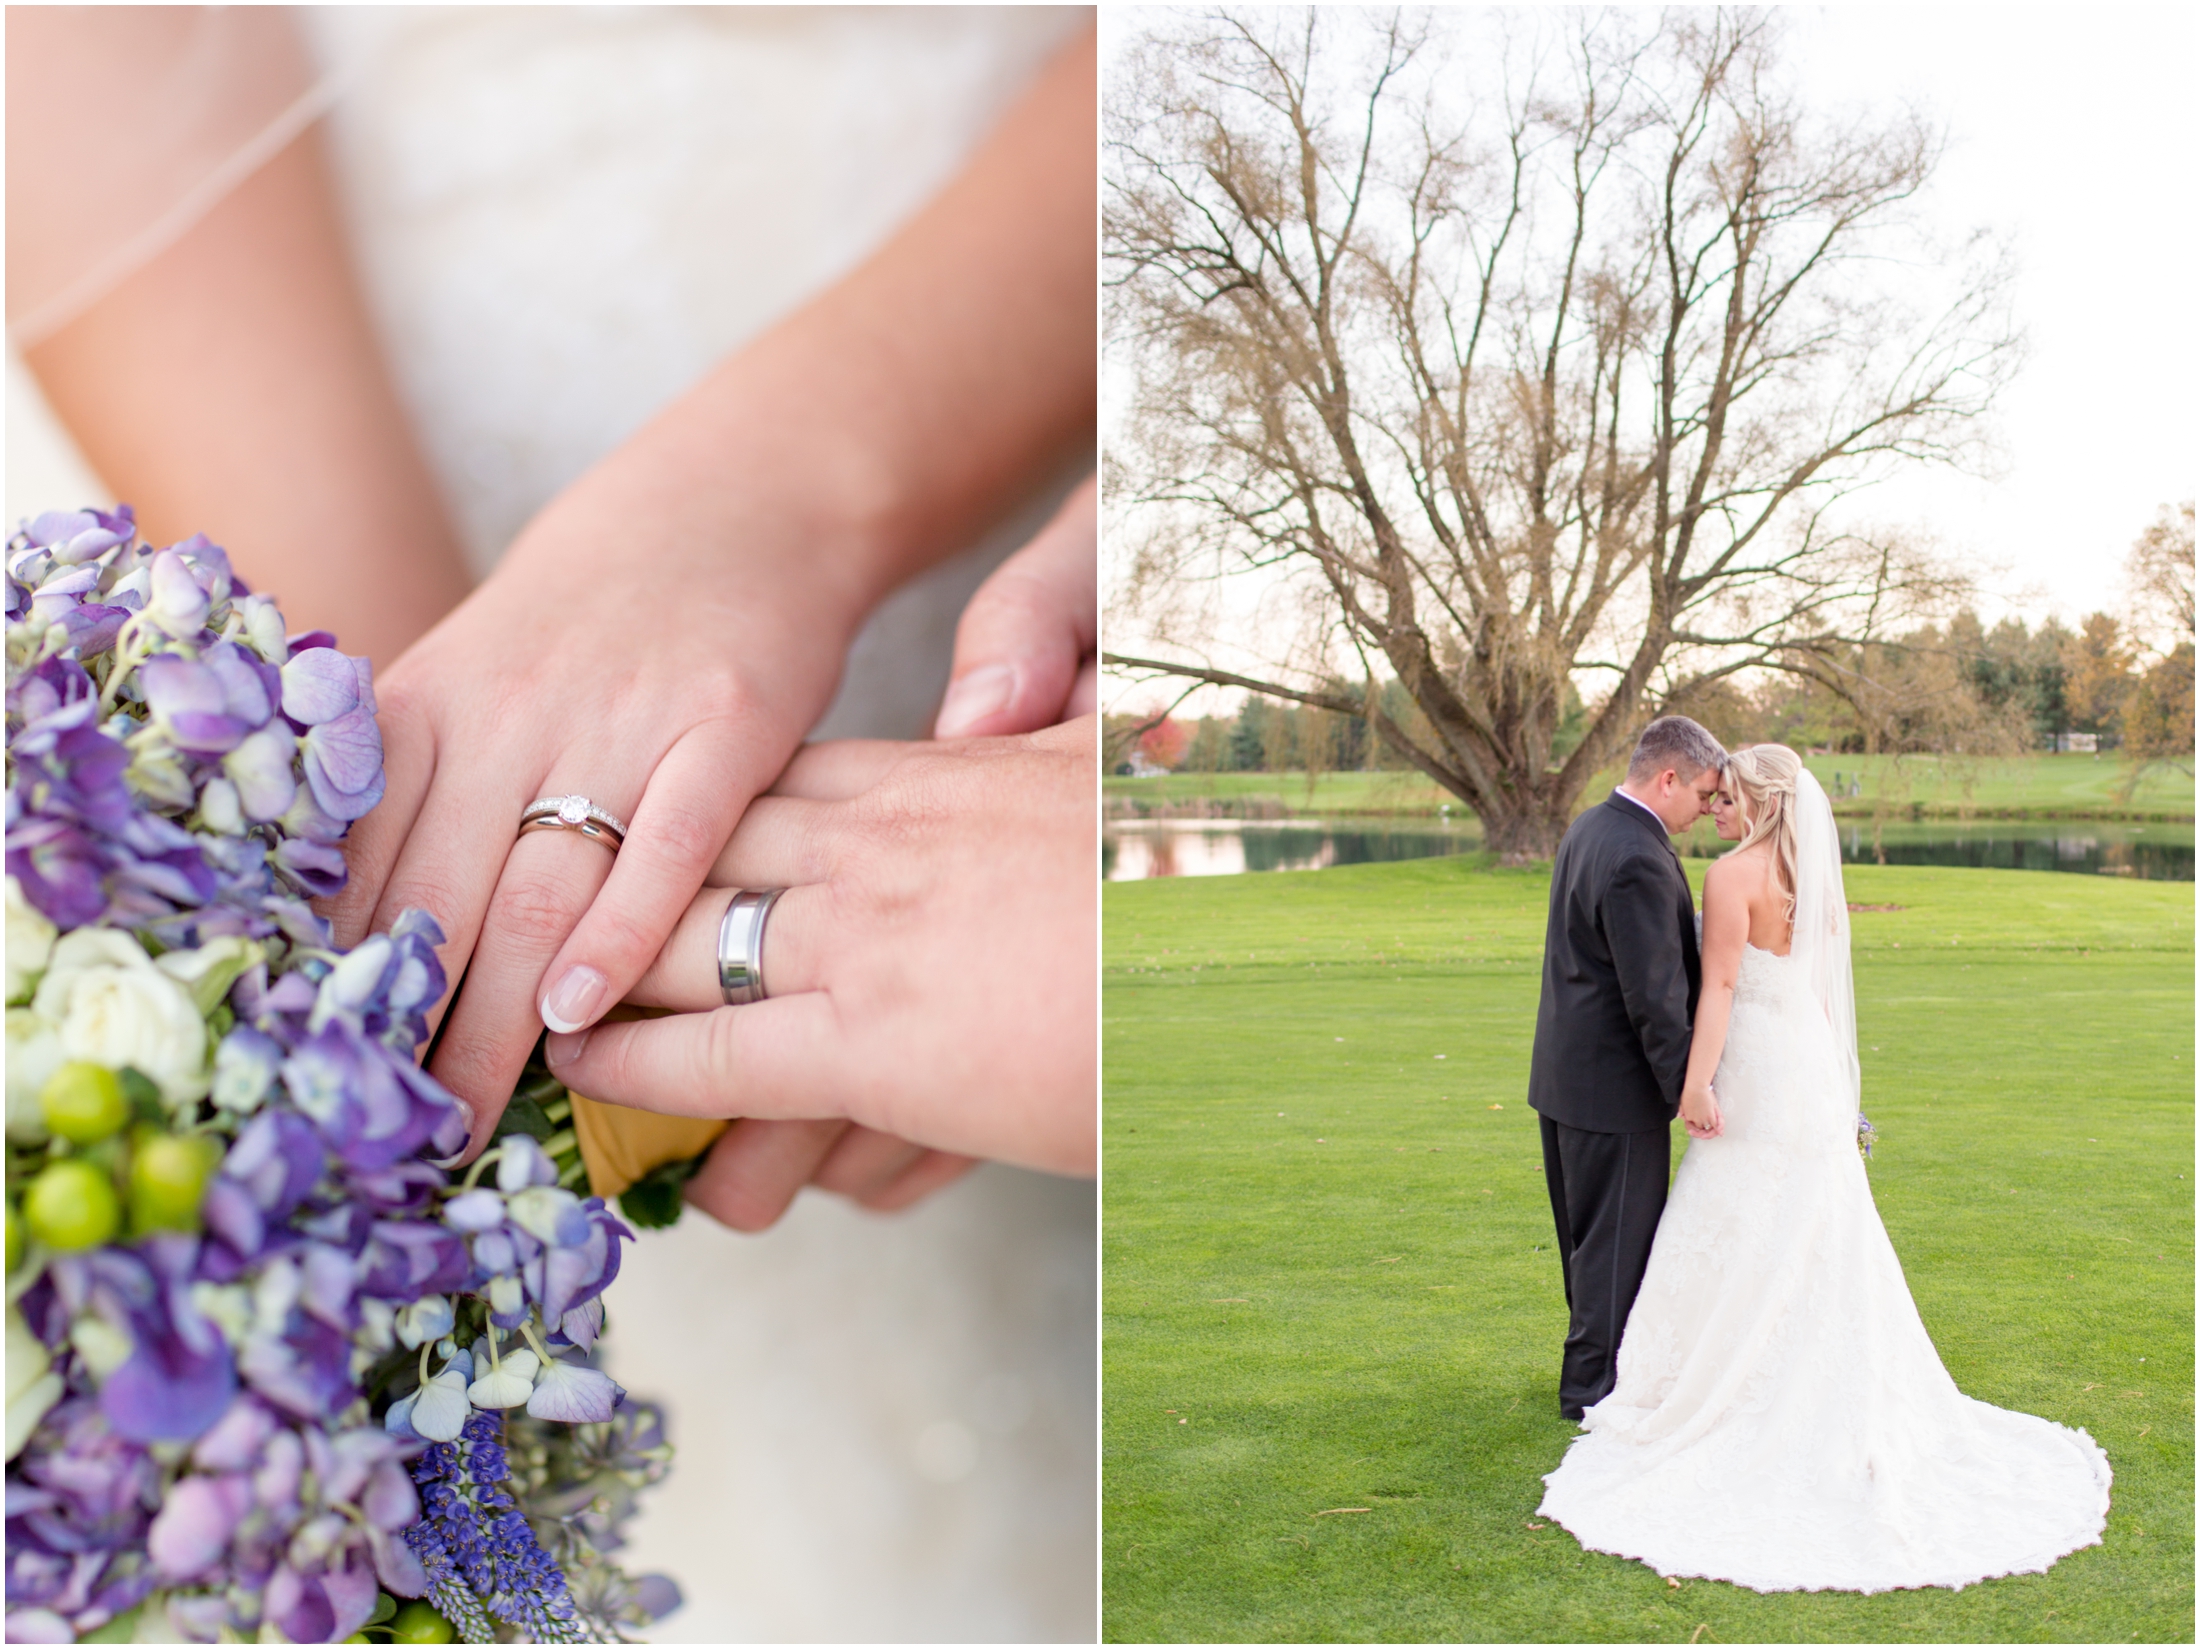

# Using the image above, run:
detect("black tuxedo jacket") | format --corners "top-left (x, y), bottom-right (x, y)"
top-left (1527, 793), bottom-right (1701, 1133)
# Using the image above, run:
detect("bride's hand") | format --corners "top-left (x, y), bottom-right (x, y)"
top-left (327, 462), bottom-right (874, 1152)
top-left (323, 26), bottom-right (1095, 1155)
top-left (1680, 1081), bottom-right (1723, 1140)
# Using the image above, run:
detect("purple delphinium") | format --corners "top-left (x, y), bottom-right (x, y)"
top-left (406, 1413), bottom-right (585, 1643)
top-left (6, 507), bottom-right (672, 1645)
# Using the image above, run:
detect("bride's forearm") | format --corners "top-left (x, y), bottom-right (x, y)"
top-left (551, 27), bottom-right (1098, 627)
top-left (1683, 985), bottom-right (1733, 1099)
top-left (10, 10), bottom-right (471, 668)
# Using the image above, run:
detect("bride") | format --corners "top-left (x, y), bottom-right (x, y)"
top-left (1537, 743), bottom-right (2112, 1594)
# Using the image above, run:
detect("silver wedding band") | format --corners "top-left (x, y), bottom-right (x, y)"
top-left (519, 793), bottom-right (628, 853)
top-left (718, 888), bottom-right (785, 1005)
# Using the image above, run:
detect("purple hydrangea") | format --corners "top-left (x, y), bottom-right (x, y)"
top-left (5, 512), bottom-right (381, 949)
top-left (6, 506), bottom-right (671, 1644)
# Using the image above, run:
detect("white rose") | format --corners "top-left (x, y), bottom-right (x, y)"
top-left (5, 1008), bottom-right (61, 1144)
top-left (30, 929), bottom-right (209, 1107)
top-left (5, 878), bottom-right (57, 1006)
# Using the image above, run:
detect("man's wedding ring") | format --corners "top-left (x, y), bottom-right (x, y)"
top-left (519, 794), bottom-right (628, 852)
top-left (718, 888), bottom-right (784, 1006)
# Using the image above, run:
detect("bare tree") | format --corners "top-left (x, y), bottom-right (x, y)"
top-left (2120, 501), bottom-right (2195, 777)
top-left (2125, 501), bottom-right (2195, 650)
top-left (1104, 7), bottom-right (2015, 856)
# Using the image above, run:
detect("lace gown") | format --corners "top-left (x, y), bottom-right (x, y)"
top-left (1537, 943), bottom-right (2112, 1594)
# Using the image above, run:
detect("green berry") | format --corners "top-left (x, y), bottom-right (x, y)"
top-left (24, 1159), bottom-right (122, 1252)
top-left (388, 1601), bottom-right (456, 1643)
top-left (128, 1132), bottom-right (218, 1233)
top-left (40, 1062), bottom-right (129, 1145)
top-left (6, 1203), bottom-right (22, 1272)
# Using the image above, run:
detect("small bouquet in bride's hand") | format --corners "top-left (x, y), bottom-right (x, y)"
top-left (1857, 1111), bottom-right (1879, 1160)
top-left (6, 511), bottom-right (679, 1644)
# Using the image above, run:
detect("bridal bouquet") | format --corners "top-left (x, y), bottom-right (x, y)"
top-left (6, 510), bottom-right (677, 1644)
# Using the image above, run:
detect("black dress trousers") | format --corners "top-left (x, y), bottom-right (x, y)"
top-left (1539, 1113), bottom-right (1670, 1418)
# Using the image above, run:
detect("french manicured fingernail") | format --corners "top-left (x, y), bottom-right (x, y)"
top-left (541, 966), bottom-right (607, 1034)
top-left (934, 663), bottom-right (1014, 737)
top-left (544, 1029), bottom-right (588, 1068)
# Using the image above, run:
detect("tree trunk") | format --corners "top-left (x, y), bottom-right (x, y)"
top-left (1477, 797), bottom-right (1573, 864)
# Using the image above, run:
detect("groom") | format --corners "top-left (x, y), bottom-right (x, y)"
top-left (1527, 715), bottom-right (1726, 1420)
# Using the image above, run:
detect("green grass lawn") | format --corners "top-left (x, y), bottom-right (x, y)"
top-left (1105, 754), bottom-right (2195, 822)
top-left (1102, 860), bottom-right (2193, 1642)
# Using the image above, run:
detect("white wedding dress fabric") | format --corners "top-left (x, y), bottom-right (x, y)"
top-left (8, 7), bottom-right (1095, 1640)
top-left (1538, 777), bottom-right (2110, 1593)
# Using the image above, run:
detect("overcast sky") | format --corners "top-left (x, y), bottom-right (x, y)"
top-left (1789, 4), bottom-right (2195, 620)
top-left (1103, 4), bottom-right (2198, 713)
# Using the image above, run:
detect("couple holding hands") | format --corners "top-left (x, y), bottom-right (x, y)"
top-left (10, 9), bottom-right (1100, 1237)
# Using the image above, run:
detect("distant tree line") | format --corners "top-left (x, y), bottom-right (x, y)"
top-left (1109, 679), bottom-right (1589, 776)
top-left (1666, 607), bottom-right (2182, 758)
top-left (1114, 505), bottom-right (2195, 777)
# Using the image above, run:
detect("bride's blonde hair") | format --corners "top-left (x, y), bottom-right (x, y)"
top-left (1722, 743), bottom-right (1805, 927)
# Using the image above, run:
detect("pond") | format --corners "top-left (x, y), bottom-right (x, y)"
top-left (1102, 817), bottom-right (2195, 882)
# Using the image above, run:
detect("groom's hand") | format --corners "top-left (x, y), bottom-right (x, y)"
top-left (541, 719), bottom-right (1098, 1180)
top-left (932, 476), bottom-right (1096, 738)
top-left (1680, 1080), bottom-right (1722, 1139)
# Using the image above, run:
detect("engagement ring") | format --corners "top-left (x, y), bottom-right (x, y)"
top-left (519, 793), bottom-right (628, 852)
top-left (717, 887), bottom-right (785, 1005)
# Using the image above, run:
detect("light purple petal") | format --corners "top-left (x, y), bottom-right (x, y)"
top-left (275, 837), bottom-right (349, 897)
top-left (266, 1565), bottom-right (333, 1647)
top-left (26, 509), bottom-right (99, 549)
top-left (350, 654), bottom-right (378, 718)
top-left (634, 1575), bottom-right (683, 1622)
top-left (253, 1426), bottom-right (304, 1512)
top-left (281, 647), bottom-right (361, 726)
top-left (167, 710), bottom-right (253, 753)
top-left (299, 1243), bottom-right (358, 1329)
top-left (223, 724), bottom-right (298, 820)
top-left (319, 936), bottom-right (392, 1020)
top-left (2, 1609), bottom-right (74, 1642)
top-left (368, 1523), bottom-right (429, 1598)
top-left (524, 1358), bottom-right (624, 1423)
top-left (56, 603), bottom-right (128, 656)
top-left (139, 654), bottom-right (225, 719)
top-left (409, 1372), bottom-right (471, 1442)
top-left (302, 709), bottom-right (385, 820)
top-left (443, 1189), bottom-right (506, 1233)
top-left (559, 1296), bottom-right (604, 1353)
top-left (191, 1396), bottom-right (276, 1472)
top-left (146, 550), bottom-right (211, 638)
top-left (212, 1027), bottom-right (283, 1114)
top-left (206, 644), bottom-right (273, 725)
top-left (538, 1236), bottom-right (604, 1326)
top-left (148, 1472), bottom-right (252, 1579)
top-left (324, 1563), bottom-right (380, 1642)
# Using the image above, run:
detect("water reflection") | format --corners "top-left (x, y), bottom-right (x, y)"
top-left (1104, 817), bottom-right (2194, 882)
top-left (1103, 819), bottom-right (1482, 881)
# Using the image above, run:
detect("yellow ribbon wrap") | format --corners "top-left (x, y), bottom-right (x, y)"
top-left (566, 1093), bottom-right (727, 1201)
top-left (553, 1004), bottom-right (727, 1199)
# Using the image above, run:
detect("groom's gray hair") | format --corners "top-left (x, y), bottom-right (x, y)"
top-left (1627, 715), bottom-right (1727, 782)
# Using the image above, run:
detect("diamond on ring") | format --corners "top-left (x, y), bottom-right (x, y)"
top-left (518, 794), bottom-right (630, 852)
